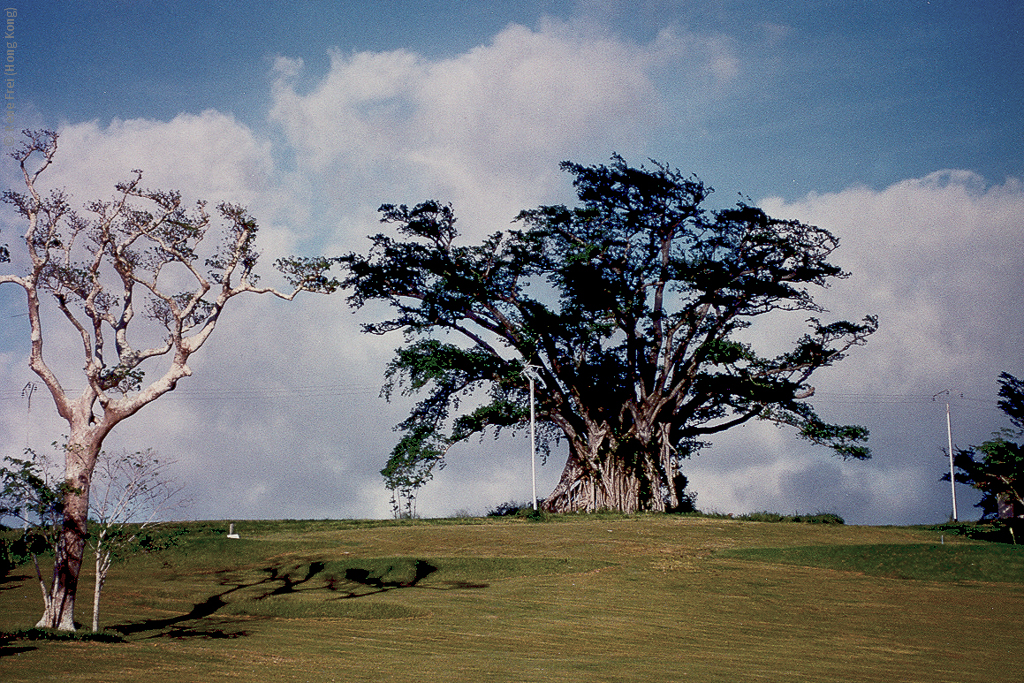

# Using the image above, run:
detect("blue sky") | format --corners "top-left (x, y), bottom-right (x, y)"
top-left (19, 1), bottom-right (1022, 198)
top-left (1, 1), bottom-right (1022, 524)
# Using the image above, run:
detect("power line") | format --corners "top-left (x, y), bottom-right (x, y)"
top-left (0, 386), bottom-right (1004, 406)
top-left (0, 383), bottom-right (384, 403)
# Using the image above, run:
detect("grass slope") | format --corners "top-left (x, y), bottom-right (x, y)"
top-left (723, 542), bottom-right (1024, 583)
top-left (1, 516), bottom-right (1021, 682)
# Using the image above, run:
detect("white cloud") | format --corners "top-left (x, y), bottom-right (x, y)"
top-left (0, 111), bottom-right (370, 522)
top-left (697, 172), bottom-right (1024, 523)
top-left (45, 112), bottom-right (276, 208)
top-left (3, 14), bottom-right (1016, 526)
top-left (761, 171), bottom-right (1024, 394)
top-left (268, 19), bottom-right (733, 237)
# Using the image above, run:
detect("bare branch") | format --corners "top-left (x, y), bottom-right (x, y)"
top-left (0, 130), bottom-right (338, 630)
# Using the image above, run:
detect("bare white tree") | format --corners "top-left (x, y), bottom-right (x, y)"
top-left (0, 130), bottom-right (339, 630)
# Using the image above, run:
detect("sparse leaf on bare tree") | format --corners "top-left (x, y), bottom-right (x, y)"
top-left (0, 130), bottom-right (339, 630)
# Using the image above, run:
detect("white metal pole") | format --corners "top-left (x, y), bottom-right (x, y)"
top-left (21, 382), bottom-right (36, 532)
top-left (529, 371), bottom-right (537, 511)
top-left (22, 381), bottom-right (35, 449)
top-left (946, 400), bottom-right (957, 521)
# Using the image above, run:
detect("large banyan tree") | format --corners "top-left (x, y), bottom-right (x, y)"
top-left (340, 155), bottom-right (877, 513)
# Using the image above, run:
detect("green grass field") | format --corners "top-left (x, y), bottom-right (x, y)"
top-left (2, 516), bottom-right (1021, 682)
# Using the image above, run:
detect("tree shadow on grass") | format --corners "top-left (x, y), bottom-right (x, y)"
top-left (108, 562), bottom-right (330, 640)
top-left (328, 560), bottom-right (490, 598)
top-left (0, 628), bottom-right (126, 655)
top-left (0, 633), bottom-right (38, 656)
top-left (0, 573), bottom-right (28, 592)
top-left (340, 559), bottom-right (437, 591)
top-left (108, 559), bottom-right (484, 640)
top-left (109, 588), bottom-right (253, 640)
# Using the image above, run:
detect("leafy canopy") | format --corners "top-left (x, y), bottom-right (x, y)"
top-left (341, 155), bottom-right (876, 510)
top-left (950, 372), bottom-right (1024, 518)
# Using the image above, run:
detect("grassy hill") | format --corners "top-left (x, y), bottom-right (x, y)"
top-left (2, 515), bottom-right (1021, 682)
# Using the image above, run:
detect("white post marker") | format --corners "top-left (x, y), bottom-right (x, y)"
top-left (227, 523), bottom-right (240, 539)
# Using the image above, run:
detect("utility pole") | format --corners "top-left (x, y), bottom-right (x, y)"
top-left (21, 381), bottom-right (36, 449)
top-left (524, 365), bottom-right (541, 511)
top-left (934, 390), bottom-right (957, 521)
top-left (946, 399), bottom-right (957, 521)
top-left (20, 382), bottom-right (37, 531)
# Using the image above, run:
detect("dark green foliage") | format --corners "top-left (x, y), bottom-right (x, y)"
top-left (733, 511), bottom-right (845, 524)
top-left (486, 500), bottom-right (530, 517)
top-left (946, 372), bottom-right (1024, 526)
top-left (953, 435), bottom-right (1023, 516)
top-left (933, 520), bottom-right (1020, 545)
top-left (485, 500), bottom-right (549, 520)
top-left (87, 522), bottom-right (187, 559)
top-left (694, 510), bottom-right (844, 524)
top-left (0, 527), bottom-right (55, 574)
top-left (0, 452), bottom-right (68, 577)
top-left (0, 533), bottom-right (39, 577)
top-left (0, 627), bottom-right (126, 643)
top-left (997, 371), bottom-right (1024, 432)
top-left (341, 155), bottom-right (876, 512)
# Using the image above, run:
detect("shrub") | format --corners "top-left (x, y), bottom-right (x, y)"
top-left (0, 628), bottom-right (126, 643)
top-left (932, 520), bottom-right (1019, 545)
top-left (486, 501), bottom-right (528, 517)
top-left (736, 511), bottom-right (845, 524)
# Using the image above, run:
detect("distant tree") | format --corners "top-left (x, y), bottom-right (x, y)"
top-left (996, 371), bottom-right (1024, 433)
top-left (340, 155), bottom-right (877, 514)
top-left (949, 373), bottom-right (1024, 525)
top-left (0, 130), bottom-right (340, 630)
top-left (88, 447), bottom-right (185, 632)
top-left (383, 457), bottom-right (429, 520)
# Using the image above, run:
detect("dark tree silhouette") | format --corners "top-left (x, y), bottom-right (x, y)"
top-left (341, 155), bottom-right (877, 513)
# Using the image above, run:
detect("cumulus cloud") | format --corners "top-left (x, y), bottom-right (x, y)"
top-left (761, 171), bottom-right (1024, 394)
top-left (268, 19), bottom-right (736, 237)
top-left (684, 172), bottom-right (1023, 524)
top-left (0, 111), bottom-right (391, 521)
top-left (41, 112), bottom-right (276, 209)
top-left (0, 111), bottom-right (305, 380)
top-left (2, 13), bottom-right (1017, 526)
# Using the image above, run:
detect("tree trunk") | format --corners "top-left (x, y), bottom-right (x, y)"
top-left (92, 549), bottom-right (111, 632)
top-left (542, 438), bottom-right (666, 514)
top-left (36, 434), bottom-right (98, 631)
top-left (35, 514), bottom-right (85, 630)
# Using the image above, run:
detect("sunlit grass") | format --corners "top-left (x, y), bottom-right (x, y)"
top-left (1, 516), bottom-right (1021, 683)
top-left (722, 542), bottom-right (1024, 583)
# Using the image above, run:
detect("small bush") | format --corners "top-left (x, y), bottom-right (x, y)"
top-left (736, 511), bottom-right (845, 525)
top-left (515, 506), bottom-right (549, 521)
top-left (931, 519), bottom-right (1020, 545)
top-left (0, 628), bottom-right (126, 643)
top-left (485, 500), bottom-right (550, 521)
top-left (486, 500), bottom-right (528, 517)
